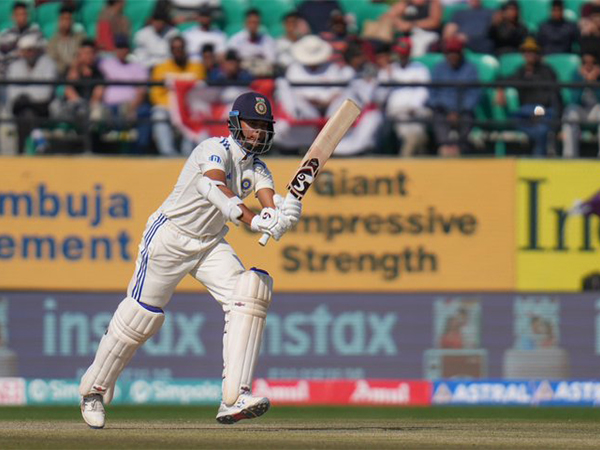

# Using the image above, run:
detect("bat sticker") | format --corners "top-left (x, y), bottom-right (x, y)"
top-left (287, 158), bottom-right (320, 199)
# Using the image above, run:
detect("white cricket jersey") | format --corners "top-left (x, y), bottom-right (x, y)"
top-left (158, 135), bottom-right (275, 238)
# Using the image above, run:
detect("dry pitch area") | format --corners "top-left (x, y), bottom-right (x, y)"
top-left (1, 406), bottom-right (600, 449)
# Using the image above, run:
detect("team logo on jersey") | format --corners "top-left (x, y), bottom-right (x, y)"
top-left (209, 155), bottom-right (222, 163)
top-left (241, 178), bottom-right (252, 191)
top-left (255, 98), bottom-right (267, 115)
top-left (288, 158), bottom-right (319, 200)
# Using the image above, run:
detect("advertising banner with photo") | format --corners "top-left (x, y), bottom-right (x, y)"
top-left (0, 158), bottom-right (515, 292)
top-left (517, 161), bottom-right (600, 292)
top-left (0, 291), bottom-right (598, 382)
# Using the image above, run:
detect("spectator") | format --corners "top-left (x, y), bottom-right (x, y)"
top-left (329, 43), bottom-right (381, 155)
top-left (99, 36), bottom-right (151, 153)
top-left (208, 49), bottom-right (253, 104)
top-left (168, 0), bottom-right (219, 24)
top-left (489, 0), bottom-right (528, 55)
top-left (320, 10), bottom-right (361, 66)
top-left (47, 5), bottom-right (85, 76)
top-left (561, 53), bottom-right (600, 157)
top-left (227, 9), bottom-right (276, 77)
top-left (200, 43), bottom-right (219, 78)
top-left (297, 0), bottom-right (342, 34)
top-left (579, 3), bottom-right (600, 60)
top-left (132, 8), bottom-right (179, 69)
top-left (96, 0), bottom-right (131, 53)
top-left (389, 0), bottom-right (443, 56)
top-left (275, 11), bottom-right (305, 72)
top-left (275, 35), bottom-right (352, 151)
top-left (61, 40), bottom-right (104, 121)
top-left (445, 0), bottom-right (495, 54)
top-left (50, 39), bottom-right (104, 152)
top-left (496, 37), bottom-right (561, 156)
top-left (150, 36), bottom-right (205, 156)
top-left (378, 38), bottom-right (431, 157)
top-left (183, 4), bottom-right (227, 58)
top-left (537, 0), bottom-right (579, 55)
top-left (427, 37), bottom-right (481, 156)
top-left (0, 2), bottom-right (43, 79)
top-left (6, 35), bottom-right (57, 153)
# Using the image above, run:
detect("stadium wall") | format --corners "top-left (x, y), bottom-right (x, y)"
top-left (2, 158), bottom-right (599, 405)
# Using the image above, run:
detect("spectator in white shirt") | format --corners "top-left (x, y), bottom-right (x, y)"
top-left (183, 4), bottom-right (227, 58)
top-left (227, 9), bottom-right (276, 76)
top-left (275, 11), bottom-right (306, 73)
top-left (6, 35), bottom-right (57, 153)
top-left (132, 8), bottom-right (180, 69)
top-left (275, 35), bottom-right (352, 151)
top-left (378, 38), bottom-right (431, 156)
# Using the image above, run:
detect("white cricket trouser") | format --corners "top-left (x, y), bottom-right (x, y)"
top-left (128, 211), bottom-right (245, 309)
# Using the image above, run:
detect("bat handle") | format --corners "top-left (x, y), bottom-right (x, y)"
top-left (259, 233), bottom-right (271, 246)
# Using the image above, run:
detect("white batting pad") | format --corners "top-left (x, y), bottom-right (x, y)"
top-left (79, 297), bottom-right (165, 404)
top-left (222, 269), bottom-right (273, 406)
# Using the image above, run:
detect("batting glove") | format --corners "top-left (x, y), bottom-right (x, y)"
top-left (251, 207), bottom-right (291, 241)
top-left (281, 193), bottom-right (302, 226)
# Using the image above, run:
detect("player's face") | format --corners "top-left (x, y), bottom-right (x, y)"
top-left (241, 119), bottom-right (269, 146)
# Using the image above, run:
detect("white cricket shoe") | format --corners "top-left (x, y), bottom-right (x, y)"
top-left (80, 394), bottom-right (105, 429)
top-left (216, 393), bottom-right (270, 425)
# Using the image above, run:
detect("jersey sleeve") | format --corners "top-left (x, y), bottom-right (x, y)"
top-left (253, 157), bottom-right (275, 192)
top-left (197, 139), bottom-right (229, 174)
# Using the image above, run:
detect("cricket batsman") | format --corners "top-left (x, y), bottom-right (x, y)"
top-left (79, 92), bottom-right (302, 428)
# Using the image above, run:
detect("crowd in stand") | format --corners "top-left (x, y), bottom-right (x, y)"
top-left (0, 0), bottom-right (599, 157)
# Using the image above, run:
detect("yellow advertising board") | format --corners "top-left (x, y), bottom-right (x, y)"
top-left (0, 158), bottom-right (515, 292)
top-left (517, 161), bottom-right (600, 291)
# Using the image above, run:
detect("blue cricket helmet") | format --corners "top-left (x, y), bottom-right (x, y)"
top-left (228, 92), bottom-right (275, 154)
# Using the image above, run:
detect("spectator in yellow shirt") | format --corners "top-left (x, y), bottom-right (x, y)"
top-left (151, 36), bottom-right (205, 156)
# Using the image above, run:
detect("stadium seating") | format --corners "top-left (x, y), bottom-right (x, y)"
top-left (544, 53), bottom-right (581, 104)
top-left (518, 0), bottom-right (551, 32)
top-left (249, 0), bottom-right (295, 37)
top-left (565, 0), bottom-right (587, 17)
top-left (80, 0), bottom-right (106, 39)
top-left (220, 0), bottom-right (250, 36)
top-left (498, 52), bottom-right (525, 78)
top-left (35, 2), bottom-right (62, 39)
top-left (124, 0), bottom-right (156, 35)
top-left (0, 0), bottom-right (17, 31)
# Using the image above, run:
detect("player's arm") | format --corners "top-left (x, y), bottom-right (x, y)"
top-left (202, 169), bottom-right (256, 226)
top-left (256, 188), bottom-right (275, 209)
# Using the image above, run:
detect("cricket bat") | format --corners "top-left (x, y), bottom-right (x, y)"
top-left (259, 99), bottom-right (361, 246)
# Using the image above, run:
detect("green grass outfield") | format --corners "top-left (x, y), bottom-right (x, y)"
top-left (1, 406), bottom-right (600, 449)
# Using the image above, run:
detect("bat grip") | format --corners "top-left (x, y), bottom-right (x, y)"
top-left (258, 232), bottom-right (271, 246)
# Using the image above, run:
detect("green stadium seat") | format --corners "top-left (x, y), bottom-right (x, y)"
top-left (443, 3), bottom-right (469, 23)
top-left (543, 53), bottom-right (581, 104)
top-left (35, 2), bottom-right (62, 38)
top-left (517, 0), bottom-right (551, 32)
top-left (498, 52), bottom-right (524, 78)
top-left (482, 0), bottom-right (508, 9)
top-left (412, 53), bottom-right (444, 73)
top-left (249, 0), bottom-right (294, 37)
top-left (176, 21), bottom-right (197, 33)
top-left (80, 0), bottom-right (106, 39)
top-left (565, 0), bottom-right (587, 18)
top-left (124, 0), bottom-right (156, 35)
top-left (0, 0), bottom-right (16, 31)
top-left (220, 0), bottom-right (249, 36)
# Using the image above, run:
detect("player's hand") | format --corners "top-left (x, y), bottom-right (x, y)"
top-left (281, 193), bottom-right (302, 226)
top-left (251, 207), bottom-right (290, 241)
